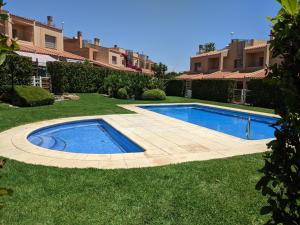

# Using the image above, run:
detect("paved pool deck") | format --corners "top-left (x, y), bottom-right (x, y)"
top-left (0, 103), bottom-right (278, 169)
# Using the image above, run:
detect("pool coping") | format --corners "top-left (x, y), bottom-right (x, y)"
top-left (0, 103), bottom-right (277, 169)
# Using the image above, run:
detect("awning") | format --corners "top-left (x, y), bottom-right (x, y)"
top-left (15, 51), bottom-right (57, 66)
top-left (66, 58), bottom-right (82, 63)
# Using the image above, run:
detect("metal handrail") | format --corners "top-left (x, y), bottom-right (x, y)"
top-left (246, 115), bottom-right (251, 140)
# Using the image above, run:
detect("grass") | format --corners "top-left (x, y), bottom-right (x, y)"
top-left (0, 93), bottom-right (274, 132)
top-left (0, 94), bottom-right (273, 224)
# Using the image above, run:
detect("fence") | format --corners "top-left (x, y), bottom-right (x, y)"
top-left (32, 76), bottom-right (51, 91)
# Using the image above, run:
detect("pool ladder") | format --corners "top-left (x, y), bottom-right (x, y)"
top-left (246, 115), bottom-right (251, 140)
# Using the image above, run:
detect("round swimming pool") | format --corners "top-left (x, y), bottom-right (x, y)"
top-left (27, 119), bottom-right (144, 154)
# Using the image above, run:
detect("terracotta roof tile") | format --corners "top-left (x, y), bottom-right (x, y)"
top-left (176, 69), bottom-right (267, 80)
top-left (244, 44), bottom-right (268, 50)
top-left (18, 41), bottom-right (84, 60)
top-left (191, 51), bottom-right (222, 58)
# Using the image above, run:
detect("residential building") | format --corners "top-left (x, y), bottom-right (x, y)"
top-left (177, 38), bottom-right (282, 103)
top-left (178, 38), bottom-right (283, 83)
top-left (189, 39), bottom-right (271, 75)
top-left (0, 11), bottom-right (84, 65)
top-left (64, 32), bottom-right (155, 74)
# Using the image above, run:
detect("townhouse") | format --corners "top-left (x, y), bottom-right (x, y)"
top-left (0, 10), bottom-right (156, 76)
top-left (180, 38), bottom-right (282, 79)
top-left (0, 12), bottom-right (85, 66)
top-left (64, 31), bottom-right (155, 74)
top-left (177, 38), bottom-right (282, 102)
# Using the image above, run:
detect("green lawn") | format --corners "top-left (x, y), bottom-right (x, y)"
top-left (0, 94), bottom-right (273, 225)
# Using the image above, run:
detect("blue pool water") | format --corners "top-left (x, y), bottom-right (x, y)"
top-left (141, 105), bottom-right (278, 140)
top-left (27, 120), bottom-right (144, 154)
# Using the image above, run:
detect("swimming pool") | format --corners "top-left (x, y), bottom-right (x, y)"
top-left (27, 120), bottom-right (144, 154)
top-left (141, 104), bottom-right (278, 140)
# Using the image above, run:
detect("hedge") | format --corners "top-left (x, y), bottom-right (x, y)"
top-left (192, 79), bottom-right (235, 102)
top-left (165, 79), bottom-right (186, 97)
top-left (142, 89), bottom-right (166, 100)
top-left (0, 54), bottom-right (33, 87)
top-left (47, 61), bottom-right (110, 94)
top-left (247, 78), bottom-right (282, 109)
top-left (2, 85), bottom-right (54, 107)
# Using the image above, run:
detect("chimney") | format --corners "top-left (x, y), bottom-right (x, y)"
top-left (77, 31), bottom-right (82, 39)
top-left (77, 31), bottom-right (83, 48)
top-left (47, 16), bottom-right (53, 26)
top-left (198, 44), bottom-right (204, 54)
top-left (114, 44), bottom-right (118, 48)
top-left (94, 38), bottom-right (100, 46)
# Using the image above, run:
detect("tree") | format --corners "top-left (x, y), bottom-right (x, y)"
top-left (256, 0), bottom-right (300, 224)
top-left (203, 42), bottom-right (216, 53)
top-left (0, 0), bottom-right (16, 206)
top-left (0, 1), bottom-right (19, 90)
top-left (152, 62), bottom-right (168, 79)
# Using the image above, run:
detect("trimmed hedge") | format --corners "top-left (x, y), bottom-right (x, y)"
top-left (247, 79), bottom-right (282, 109)
top-left (47, 61), bottom-right (109, 94)
top-left (192, 79), bottom-right (235, 102)
top-left (0, 54), bottom-right (33, 87)
top-left (4, 85), bottom-right (54, 107)
top-left (165, 79), bottom-right (186, 97)
top-left (142, 89), bottom-right (166, 100)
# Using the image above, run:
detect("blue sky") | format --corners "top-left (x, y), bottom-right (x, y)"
top-left (5, 0), bottom-right (280, 72)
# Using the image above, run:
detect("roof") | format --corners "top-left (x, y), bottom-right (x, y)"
top-left (176, 69), bottom-right (267, 80)
top-left (244, 44), bottom-right (268, 50)
top-left (17, 41), bottom-right (151, 73)
top-left (191, 51), bottom-right (222, 58)
top-left (18, 41), bottom-right (84, 60)
top-left (9, 13), bottom-right (62, 32)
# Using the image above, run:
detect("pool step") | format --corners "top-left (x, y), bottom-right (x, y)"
top-left (35, 135), bottom-right (66, 151)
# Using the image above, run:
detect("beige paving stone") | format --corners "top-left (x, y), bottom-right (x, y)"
top-left (0, 103), bottom-right (275, 169)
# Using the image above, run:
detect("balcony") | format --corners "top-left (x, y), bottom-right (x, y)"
top-left (245, 53), bottom-right (265, 71)
top-left (208, 57), bottom-right (220, 72)
top-left (11, 18), bottom-right (34, 42)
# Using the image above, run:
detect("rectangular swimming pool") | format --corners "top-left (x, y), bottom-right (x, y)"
top-left (140, 104), bottom-right (278, 140)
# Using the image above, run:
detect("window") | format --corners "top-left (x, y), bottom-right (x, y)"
top-left (93, 52), bottom-right (97, 60)
top-left (234, 59), bottom-right (242, 69)
top-left (146, 63), bottom-right (150, 69)
top-left (259, 57), bottom-right (264, 67)
top-left (12, 29), bottom-right (18, 39)
top-left (45, 35), bottom-right (56, 49)
top-left (112, 56), bottom-right (117, 64)
top-left (194, 62), bottom-right (202, 72)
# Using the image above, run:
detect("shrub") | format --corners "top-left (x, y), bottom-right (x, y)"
top-left (192, 79), bottom-right (235, 102)
top-left (142, 89), bottom-right (166, 100)
top-left (47, 61), bottom-right (108, 94)
top-left (47, 61), bottom-right (164, 96)
top-left (11, 85), bottom-right (54, 107)
top-left (0, 54), bottom-right (33, 87)
top-left (103, 72), bottom-right (164, 99)
top-left (117, 88), bottom-right (128, 99)
top-left (165, 79), bottom-right (186, 97)
top-left (247, 78), bottom-right (282, 109)
top-left (255, 1), bottom-right (300, 224)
